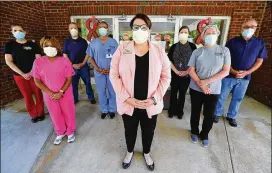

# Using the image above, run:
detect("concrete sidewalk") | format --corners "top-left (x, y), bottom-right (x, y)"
top-left (1, 99), bottom-right (53, 173)
top-left (29, 95), bottom-right (271, 173)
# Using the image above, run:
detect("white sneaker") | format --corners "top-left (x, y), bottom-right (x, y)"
top-left (54, 135), bottom-right (65, 145)
top-left (67, 133), bottom-right (76, 143)
top-left (144, 153), bottom-right (154, 165)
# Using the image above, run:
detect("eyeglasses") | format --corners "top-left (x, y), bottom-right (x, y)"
top-left (132, 24), bottom-right (149, 31)
top-left (243, 25), bottom-right (257, 29)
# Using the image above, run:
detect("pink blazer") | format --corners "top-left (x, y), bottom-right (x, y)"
top-left (109, 41), bottom-right (171, 118)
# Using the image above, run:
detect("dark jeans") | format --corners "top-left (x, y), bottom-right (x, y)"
top-left (190, 89), bottom-right (218, 140)
top-left (168, 74), bottom-right (190, 116)
top-left (122, 110), bottom-right (158, 154)
top-left (72, 65), bottom-right (95, 102)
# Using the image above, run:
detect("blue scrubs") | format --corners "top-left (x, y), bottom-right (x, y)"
top-left (63, 36), bottom-right (95, 102)
top-left (87, 38), bottom-right (118, 113)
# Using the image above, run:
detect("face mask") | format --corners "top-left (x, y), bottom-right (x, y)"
top-left (242, 28), bottom-right (255, 38)
top-left (98, 28), bottom-right (108, 36)
top-left (43, 47), bottom-right (58, 57)
top-left (179, 33), bottom-right (189, 41)
top-left (13, 31), bottom-right (25, 40)
top-left (133, 30), bottom-right (149, 44)
top-left (70, 28), bottom-right (78, 37)
top-left (204, 34), bottom-right (218, 46)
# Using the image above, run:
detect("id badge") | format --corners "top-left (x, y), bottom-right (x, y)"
top-left (106, 54), bottom-right (113, 59)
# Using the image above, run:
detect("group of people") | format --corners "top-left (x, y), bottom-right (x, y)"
top-left (4, 13), bottom-right (267, 171)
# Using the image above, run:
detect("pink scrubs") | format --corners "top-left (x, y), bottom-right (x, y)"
top-left (32, 56), bottom-right (76, 136)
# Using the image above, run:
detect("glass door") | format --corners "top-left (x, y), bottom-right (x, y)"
top-left (115, 16), bottom-right (180, 53)
top-left (71, 16), bottom-right (114, 43)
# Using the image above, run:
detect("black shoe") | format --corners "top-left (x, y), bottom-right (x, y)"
top-left (74, 100), bottom-right (79, 104)
top-left (37, 115), bottom-right (45, 121)
top-left (31, 118), bottom-right (38, 123)
top-left (226, 117), bottom-right (238, 127)
top-left (213, 116), bottom-right (219, 123)
top-left (143, 154), bottom-right (155, 171)
top-left (168, 114), bottom-right (174, 118)
top-left (109, 112), bottom-right (115, 119)
top-left (101, 113), bottom-right (107, 119)
top-left (90, 99), bottom-right (96, 104)
top-left (122, 152), bottom-right (134, 169)
top-left (177, 113), bottom-right (183, 119)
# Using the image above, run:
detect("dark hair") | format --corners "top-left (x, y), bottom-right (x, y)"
top-left (11, 24), bottom-right (24, 31)
top-left (179, 26), bottom-right (190, 33)
top-left (130, 13), bottom-right (152, 29)
top-left (99, 20), bottom-right (108, 28)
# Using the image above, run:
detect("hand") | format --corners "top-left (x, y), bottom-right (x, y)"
top-left (103, 69), bottom-right (110, 74)
top-left (200, 85), bottom-right (211, 95)
top-left (196, 79), bottom-right (209, 88)
top-left (21, 73), bottom-right (31, 80)
top-left (97, 68), bottom-right (109, 75)
top-left (125, 98), bottom-right (146, 109)
top-left (236, 71), bottom-right (249, 78)
top-left (73, 64), bottom-right (81, 69)
top-left (178, 71), bottom-right (188, 77)
top-left (139, 99), bottom-right (154, 108)
top-left (50, 92), bottom-right (63, 100)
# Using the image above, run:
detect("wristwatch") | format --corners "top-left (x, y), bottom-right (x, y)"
top-left (59, 90), bottom-right (65, 94)
top-left (151, 97), bottom-right (157, 105)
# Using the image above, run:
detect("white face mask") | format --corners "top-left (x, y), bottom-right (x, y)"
top-left (178, 33), bottom-right (189, 41)
top-left (70, 28), bottom-right (78, 37)
top-left (133, 30), bottom-right (149, 44)
top-left (43, 47), bottom-right (58, 57)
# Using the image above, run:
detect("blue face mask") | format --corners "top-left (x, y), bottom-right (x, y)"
top-left (98, 28), bottom-right (108, 36)
top-left (204, 34), bottom-right (218, 46)
top-left (242, 28), bottom-right (255, 38)
top-left (13, 31), bottom-right (25, 40)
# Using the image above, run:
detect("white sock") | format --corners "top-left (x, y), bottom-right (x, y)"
top-left (123, 151), bottom-right (133, 163)
top-left (144, 153), bottom-right (154, 165)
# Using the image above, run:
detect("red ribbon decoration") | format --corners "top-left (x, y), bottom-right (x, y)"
top-left (195, 17), bottom-right (212, 45)
top-left (86, 16), bottom-right (99, 41)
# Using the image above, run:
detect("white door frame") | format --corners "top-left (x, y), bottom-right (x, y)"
top-left (179, 16), bottom-right (231, 45)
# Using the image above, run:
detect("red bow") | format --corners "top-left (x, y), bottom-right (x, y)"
top-left (86, 16), bottom-right (99, 41)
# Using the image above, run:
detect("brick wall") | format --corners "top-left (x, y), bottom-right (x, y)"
top-left (0, 1), bottom-right (46, 106)
top-left (43, 1), bottom-right (266, 45)
top-left (1, 1), bottom-right (271, 107)
top-left (247, 1), bottom-right (272, 107)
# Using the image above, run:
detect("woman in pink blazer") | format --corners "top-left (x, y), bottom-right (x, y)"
top-left (110, 13), bottom-right (171, 171)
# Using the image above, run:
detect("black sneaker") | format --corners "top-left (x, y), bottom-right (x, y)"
top-left (168, 114), bottom-right (174, 118)
top-left (226, 117), bottom-right (238, 127)
top-left (177, 112), bottom-right (183, 119)
top-left (90, 99), bottom-right (96, 104)
top-left (101, 113), bottom-right (107, 119)
top-left (109, 112), bottom-right (115, 119)
top-left (213, 116), bottom-right (219, 123)
top-left (37, 115), bottom-right (45, 121)
top-left (31, 118), bottom-right (39, 123)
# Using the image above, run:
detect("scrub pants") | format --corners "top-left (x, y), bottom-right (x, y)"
top-left (94, 74), bottom-right (116, 113)
top-left (44, 87), bottom-right (76, 136)
top-left (13, 75), bottom-right (44, 118)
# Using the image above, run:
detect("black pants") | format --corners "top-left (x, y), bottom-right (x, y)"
top-left (168, 74), bottom-right (190, 116)
top-left (190, 89), bottom-right (218, 140)
top-left (122, 110), bottom-right (158, 154)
